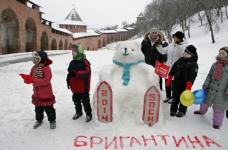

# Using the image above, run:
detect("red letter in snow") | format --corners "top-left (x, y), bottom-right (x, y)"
top-left (74, 135), bottom-right (88, 147)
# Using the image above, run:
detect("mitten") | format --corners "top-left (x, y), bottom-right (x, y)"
top-left (186, 81), bottom-right (193, 90)
top-left (165, 75), bottom-right (173, 87)
top-left (19, 74), bottom-right (33, 84)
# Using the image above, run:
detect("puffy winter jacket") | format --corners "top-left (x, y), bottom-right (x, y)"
top-left (169, 57), bottom-right (198, 86)
top-left (67, 59), bottom-right (91, 93)
top-left (203, 63), bottom-right (228, 110)
top-left (30, 65), bottom-right (55, 106)
top-left (156, 41), bottom-right (187, 69)
top-left (141, 36), bottom-right (168, 67)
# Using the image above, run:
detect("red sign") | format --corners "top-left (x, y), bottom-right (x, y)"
top-left (143, 86), bottom-right (160, 127)
top-left (96, 81), bottom-right (113, 123)
top-left (155, 61), bottom-right (170, 78)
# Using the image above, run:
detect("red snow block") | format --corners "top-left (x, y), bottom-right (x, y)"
top-left (19, 73), bottom-right (33, 84)
top-left (96, 81), bottom-right (113, 123)
top-left (143, 86), bottom-right (160, 127)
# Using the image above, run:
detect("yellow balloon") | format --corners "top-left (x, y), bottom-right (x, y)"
top-left (180, 90), bottom-right (194, 107)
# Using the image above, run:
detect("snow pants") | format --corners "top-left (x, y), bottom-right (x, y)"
top-left (170, 82), bottom-right (187, 114)
top-left (35, 105), bottom-right (56, 122)
top-left (199, 103), bottom-right (225, 127)
top-left (72, 93), bottom-right (92, 116)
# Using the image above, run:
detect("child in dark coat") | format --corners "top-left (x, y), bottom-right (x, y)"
top-left (21, 51), bottom-right (56, 129)
top-left (166, 45), bottom-right (198, 117)
top-left (66, 45), bottom-right (92, 122)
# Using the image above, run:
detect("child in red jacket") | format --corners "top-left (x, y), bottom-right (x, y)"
top-left (67, 45), bottom-right (92, 122)
top-left (22, 51), bottom-right (56, 129)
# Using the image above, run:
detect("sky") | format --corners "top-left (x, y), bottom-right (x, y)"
top-left (32, 0), bottom-right (152, 29)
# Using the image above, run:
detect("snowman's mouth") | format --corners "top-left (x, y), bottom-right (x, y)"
top-left (122, 48), bottom-right (129, 56)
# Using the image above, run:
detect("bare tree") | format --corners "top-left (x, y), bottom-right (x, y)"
top-left (196, 0), bottom-right (219, 43)
top-left (198, 12), bottom-right (204, 26)
top-left (141, 0), bottom-right (228, 43)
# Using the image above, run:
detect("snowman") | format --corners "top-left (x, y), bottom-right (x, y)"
top-left (94, 40), bottom-right (162, 126)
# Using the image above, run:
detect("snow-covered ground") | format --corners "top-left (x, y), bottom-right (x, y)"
top-left (0, 18), bottom-right (228, 150)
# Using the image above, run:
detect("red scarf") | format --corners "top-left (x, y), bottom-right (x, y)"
top-left (213, 57), bottom-right (228, 80)
top-left (34, 59), bottom-right (53, 79)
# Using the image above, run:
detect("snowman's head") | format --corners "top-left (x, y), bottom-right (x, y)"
top-left (113, 41), bottom-right (144, 63)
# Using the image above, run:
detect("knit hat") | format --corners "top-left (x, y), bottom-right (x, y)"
top-left (38, 50), bottom-right (48, 63)
top-left (73, 45), bottom-right (84, 54)
top-left (185, 45), bottom-right (198, 62)
top-left (173, 31), bottom-right (185, 42)
top-left (185, 45), bottom-right (196, 56)
top-left (220, 47), bottom-right (228, 55)
top-left (72, 44), bottom-right (85, 60)
top-left (150, 28), bottom-right (159, 33)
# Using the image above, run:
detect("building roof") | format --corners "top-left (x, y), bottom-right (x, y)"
top-left (72, 30), bottom-right (100, 39)
top-left (124, 27), bottom-right (134, 30)
top-left (59, 20), bottom-right (86, 26)
top-left (28, 0), bottom-right (41, 7)
top-left (52, 25), bottom-right (72, 34)
top-left (59, 7), bottom-right (86, 26)
top-left (95, 30), bottom-right (117, 34)
top-left (115, 29), bottom-right (128, 32)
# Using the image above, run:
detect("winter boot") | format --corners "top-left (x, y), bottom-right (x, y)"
top-left (33, 121), bottom-right (42, 129)
top-left (213, 125), bottom-right (220, 129)
top-left (85, 114), bottom-right (92, 122)
top-left (50, 121), bottom-right (56, 129)
top-left (194, 110), bottom-right (202, 115)
top-left (163, 98), bottom-right (172, 104)
top-left (170, 111), bottom-right (176, 117)
top-left (176, 112), bottom-right (185, 117)
top-left (72, 113), bottom-right (83, 120)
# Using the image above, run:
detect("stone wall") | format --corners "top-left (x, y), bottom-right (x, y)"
top-left (0, 0), bottom-right (135, 55)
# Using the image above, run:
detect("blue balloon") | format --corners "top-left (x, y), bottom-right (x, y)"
top-left (193, 89), bottom-right (206, 104)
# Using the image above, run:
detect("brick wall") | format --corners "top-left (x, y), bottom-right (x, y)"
top-left (0, 0), bottom-right (135, 55)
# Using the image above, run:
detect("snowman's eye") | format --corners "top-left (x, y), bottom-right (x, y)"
top-left (131, 49), bottom-right (134, 51)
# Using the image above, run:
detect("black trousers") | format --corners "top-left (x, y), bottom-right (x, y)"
top-left (170, 83), bottom-right (187, 114)
top-left (35, 105), bottom-right (56, 122)
top-left (159, 77), bottom-right (163, 91)
top-left (73, 93), bottom-right (92, 116)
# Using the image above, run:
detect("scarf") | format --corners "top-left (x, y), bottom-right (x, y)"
top-left (35, 64), bottom-right (44, 78)
top-left (113, 60), bottom-right (144, 86)
top-left (213, 56), bottom-right (228, 80)
top-left (73, 53), bottom-right (86, 60)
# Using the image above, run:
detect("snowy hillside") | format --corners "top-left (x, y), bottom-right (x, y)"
top-left (0, 19), bottom-right (228, 150)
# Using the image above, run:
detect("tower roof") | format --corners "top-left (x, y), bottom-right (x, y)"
top-left (138, 12), bottom-right (144, 18)
top-left (65, 7), bottom-right (82, 21)
top-left (59, 7), bottom-right (86, 26)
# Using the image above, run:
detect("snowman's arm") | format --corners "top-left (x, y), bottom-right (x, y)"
top-left (138, 64), bottom-right (160, 86)
top-left (99, 65), bottom-right (114, 82)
